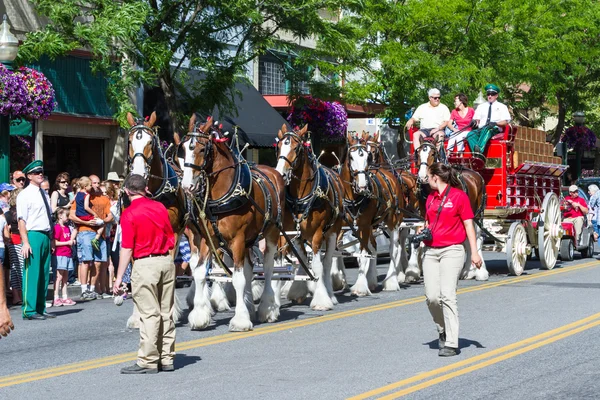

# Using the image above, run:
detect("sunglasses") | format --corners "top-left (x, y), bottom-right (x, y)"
top-left (569, 191), bottom-right (577, 194)
top-left (486, 92), bottom-right (498, 96)
top-left (430, 97), bottom-right (440, 100)
top-left (15, 177), bottom-right (25, 183)
top-left (59, 181), bottom-right (68, 184)
top-left (31, 171), bottom-right (44, 175)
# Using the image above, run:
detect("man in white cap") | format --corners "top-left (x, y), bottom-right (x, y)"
top-left (406, 88), bottom-right (451, 150)
top-left (107, 172), bottom-right (124, 189)
top-left (563, 185), bottom-right (588, 244)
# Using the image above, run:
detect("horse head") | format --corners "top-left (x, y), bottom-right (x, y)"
top-left (347, 132), bottom-right (370, 194)
top-left (176, 114), bottom-right (215, 193)
top-left (364, 131), bottom-right (383, 165)
top-left (275, 124), bottom-right (309, 185)
top-left (415, 137), bottom-right (438, 182)
top-left (127, 111), bottom-right (158, 178)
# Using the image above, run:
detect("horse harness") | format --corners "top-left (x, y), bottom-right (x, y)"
top-left (281, 132), bottom-right (341, 236)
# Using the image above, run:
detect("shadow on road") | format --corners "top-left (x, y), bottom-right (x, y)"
top-left (174, 354), bottom-right (202, 369)
top-left (423, 337), bottom-right (485, 350)
top-left (51, 309), bottom-right (84, 317)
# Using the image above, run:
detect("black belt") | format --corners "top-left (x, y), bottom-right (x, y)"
top-left (133, 252), bottom-right (169, 261)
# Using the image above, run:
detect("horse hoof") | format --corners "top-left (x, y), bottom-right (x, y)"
top-left (229, 316), bottom-right (253, 332)
top-left (258, 305), bottom-right (280, 323)
top-left (188, 308), bottom-right (211, 330)
top-left (397, 272), bottom-right (406, 284)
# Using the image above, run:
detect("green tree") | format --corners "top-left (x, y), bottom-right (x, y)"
top-left (17, 0), bottom-right (356, 134)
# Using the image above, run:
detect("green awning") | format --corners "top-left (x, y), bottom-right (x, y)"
top-left (10, 119), bottom-right (32, 137)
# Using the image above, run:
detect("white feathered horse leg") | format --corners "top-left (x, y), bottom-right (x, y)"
top-left (460, 224), bottom-right (489, 281)
top-left (187, 254), bottom-right (213, 330)
top-left (405, 240), bottom-right (423, 283)
top-left (310, 234), bottom-right (335, 310)
top-left (351, 249), bottom-right (372, 296)
top-left (323, 233), bottom-right (338, 305)
top-left (397, 228), bottom-right (410, 283)
top-left (258, 235), bottom-right (280, 323)
top-left (331, 255), bottom-right (348, 292)
top-left (383, 228), bottom-right (402, 291)
top-left (229, 258), bottom-right (254, 331)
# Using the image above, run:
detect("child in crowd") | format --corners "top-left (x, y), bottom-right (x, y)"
top-left (53, 209), bottom-right (76, 306)
top-left (74, 176), bottom-right (104, 251)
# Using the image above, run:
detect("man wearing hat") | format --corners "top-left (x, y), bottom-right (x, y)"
top-left (406, 88), bottom-right (451, 150)
top-left (563, 185), bottom-right (588, 244)
top-left (467, 84), bottom-right (512, 153)
top-left (16, 160), bottom-right (56, 320)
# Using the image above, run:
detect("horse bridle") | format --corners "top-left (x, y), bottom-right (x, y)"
top-left (127, 124), bottom-right (159, 175)
top-left (276, 131), bottom-right (307, 183)
top-left (347, 140), bottom-right (371, 194)
top-left (178, 127), bottom-right (213, 172)
top-left (415, 140), bottom-right (438, 169)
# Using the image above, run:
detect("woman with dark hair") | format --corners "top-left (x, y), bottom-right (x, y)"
top-left (447, 93), bottom-right (475, 153)
top-left (422, 162), bottom-right (482, 357)
top-left (51, 172), bottom-right (73, 214)
top-left (4, 188), bottom-right (24, 305)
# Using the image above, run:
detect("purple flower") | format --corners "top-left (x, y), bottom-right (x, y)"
top-left (0, 64), bottom-right (55, 119)
top-left (287, 96), bottom-right (348, 138)
top-left (562, 126), bottom-right (597, 151)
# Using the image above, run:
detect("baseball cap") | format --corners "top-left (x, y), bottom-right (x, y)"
top-left (0, 183), bottom-right (15, 192)
top-left (569, 185), bottom-right (578, 192)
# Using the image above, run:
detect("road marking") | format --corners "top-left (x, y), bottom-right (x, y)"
top-left (370, 316), bottom-right (600, 399)
top-left (348, 313), bottom-right (600, 400)
top-left (0, 261), bottom-right (597, 387)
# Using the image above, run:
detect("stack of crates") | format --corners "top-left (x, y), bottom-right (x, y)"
top-left (512, 127), bottom-right (562, 166)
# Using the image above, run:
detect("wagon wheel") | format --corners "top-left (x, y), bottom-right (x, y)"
top-left (506, 222), bottom-right (530, 276)
top-left (538, 192), bottom-right (562, 270)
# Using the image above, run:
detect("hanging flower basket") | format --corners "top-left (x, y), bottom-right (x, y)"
top-left (562, 126), bottom-right (597, 151)
top-left (287, 96), bottom-right (348, 140)
top-left (0, 64), bottom-right (56, 119)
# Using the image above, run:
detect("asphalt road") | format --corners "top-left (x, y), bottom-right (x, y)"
top-left (1, 252), bottom-right (599, 400)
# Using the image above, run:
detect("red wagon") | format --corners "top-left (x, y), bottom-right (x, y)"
top-left (408, 125), bottom-right (568, 275)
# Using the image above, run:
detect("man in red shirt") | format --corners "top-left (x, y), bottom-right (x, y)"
top-left (563, 185), bottom-right (588, 243)
top-left (113, 175), bottom-right (175, 374)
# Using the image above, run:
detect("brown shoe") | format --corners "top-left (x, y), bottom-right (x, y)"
top-left (438, 347), bottom-right (459, 357)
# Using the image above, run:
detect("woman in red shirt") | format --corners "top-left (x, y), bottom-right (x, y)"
top-left (422, 163), bottom-right (482, 357)
top-left (446, 93), bottom-right (475, 153)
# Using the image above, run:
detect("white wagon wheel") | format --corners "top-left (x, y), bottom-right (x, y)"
top-left (538, 192), bottom-right (562, 270)
top-left (506, 222), bottom-right (530, 276)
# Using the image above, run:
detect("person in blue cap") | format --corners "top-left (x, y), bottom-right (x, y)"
top-left (16, 160), bottom-right (56, 320)
top-left (468, 84), bottom-right (512, 153)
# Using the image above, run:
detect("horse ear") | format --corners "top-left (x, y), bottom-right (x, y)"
top-left (188, 114), bottom-right (196, 132)
top-left (300, 125), bottom-right (308, 136)
top-left (281, 124), bottom-right (287, 133)
top-left (145, 111), bottom-right (157, 128)
top-left (374, 131), bottom-right (380, 142)
top-left (347, 132), bottom-right (354, 143)
top-left (277, 129), bottom-right (284, 139)
top-left (126, 112), bottom-right (136, 127)
top-left (173, 132), bottom-right (181, 145)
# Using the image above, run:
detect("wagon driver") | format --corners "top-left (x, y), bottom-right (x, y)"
top-left (563, 185), bottom-right (588, 244)
top-left (467, 84), bottom-right (511, 153)
top-left (114, 175), bottom-right (175, 374)
top-left (406, 88), bottom-right (451, 151)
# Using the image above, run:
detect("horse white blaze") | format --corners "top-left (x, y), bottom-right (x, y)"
top-left (418, 146), bottom-right (431, 180)
top-left (179, 140), bottom-right (197, 191)
top-left (130, 131), bottom-right (153, 176)
top-left (275, 138), bottom-right (293, 177)
top-left (350, 147), bottom-right (369, 190)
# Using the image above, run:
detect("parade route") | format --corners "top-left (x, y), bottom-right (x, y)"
top-left (1, 254), bottom-right (600, 399)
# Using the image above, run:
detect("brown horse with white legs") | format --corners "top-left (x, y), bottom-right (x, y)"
top-left (275, 125), bottom-right (344, 310)
top-left (340, 132), bottom-right (406, 295)
top-left (176, 115), bottom-right (285, 331)
top-left (124, 111), bottom-right (196, 328)
top-left (364, 131), bottom-right (421, 282)
top-left (413, 137), bottom-right (489, 280)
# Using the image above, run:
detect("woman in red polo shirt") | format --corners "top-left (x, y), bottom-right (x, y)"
top-left (423, 162), bottom-right (482, 357)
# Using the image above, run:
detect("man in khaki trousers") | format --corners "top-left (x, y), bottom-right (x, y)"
top-left (114, 175), bottom-right (175, 374)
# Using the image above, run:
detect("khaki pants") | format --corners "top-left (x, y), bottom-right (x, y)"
top-left (564, 216), bottom-right (584, 243)
top-left (423, 244), bottom-right (465, 348)
top-left (131, 255), bottom-right (176, 368)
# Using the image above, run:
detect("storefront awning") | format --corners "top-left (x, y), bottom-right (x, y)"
top-left (206, 80), bottom-right (291, 148)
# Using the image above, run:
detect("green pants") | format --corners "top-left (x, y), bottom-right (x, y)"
top-left (22, 231), bottom-right (51, 318)
top-left (466, 126), bottom-right (495, 154)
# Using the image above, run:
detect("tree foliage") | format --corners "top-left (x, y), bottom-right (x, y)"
top-left (18, 0), bottom-right (356, 134)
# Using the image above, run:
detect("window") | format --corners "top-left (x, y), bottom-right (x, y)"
top-left (260, 60), bottom-right (286, 95)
